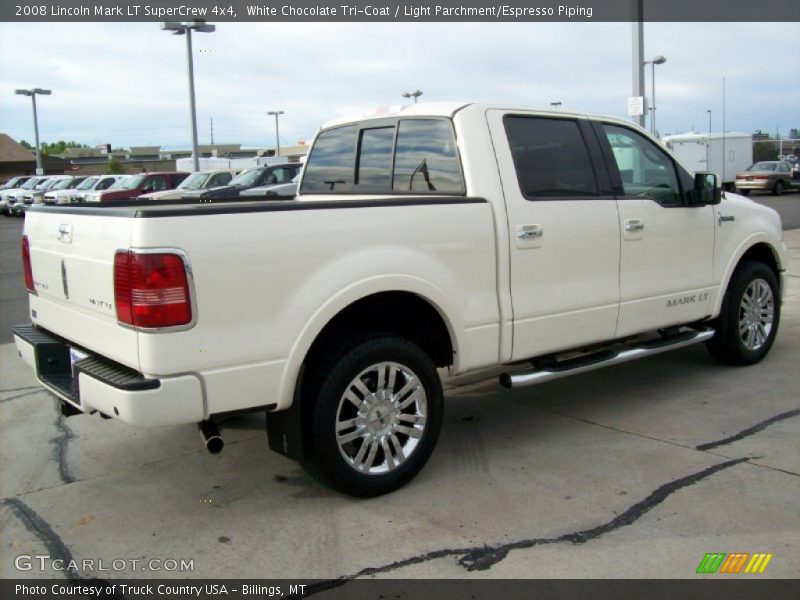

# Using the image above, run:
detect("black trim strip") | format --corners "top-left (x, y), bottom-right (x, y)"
top-left (30, 196), bottom-right (488, 218)
top-left (13, 323), bottom-right (160, 392)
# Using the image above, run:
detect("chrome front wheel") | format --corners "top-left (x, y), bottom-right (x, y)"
top-left (706, 260), bottom-right (780, 365)
top-left (738, 278), bottom-right (774, 351)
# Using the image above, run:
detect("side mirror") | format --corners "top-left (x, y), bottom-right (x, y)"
top-left (692, 172), bottom-right (721, 206)
top-left (141, 185), bottom-right (154, 194)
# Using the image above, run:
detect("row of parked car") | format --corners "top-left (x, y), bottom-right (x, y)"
top-left (0, 162), bottom-right (303, 216)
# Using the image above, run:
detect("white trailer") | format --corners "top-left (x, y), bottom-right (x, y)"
top-left (663, 132), bottom-right (752, 189)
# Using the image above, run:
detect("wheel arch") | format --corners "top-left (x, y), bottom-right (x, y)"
top-left (276, 280), bottom-right (461, 412)
top-left (714, 238), bottom-right (784, 316)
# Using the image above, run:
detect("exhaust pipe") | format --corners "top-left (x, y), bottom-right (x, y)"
top-left (198, 420), bottom-right (224, 454)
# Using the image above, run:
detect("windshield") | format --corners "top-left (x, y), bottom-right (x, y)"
top-left (176, 172), bottom-right (209, 190)
top-left (108, 176), bottom-right (131, 189)
top-left (21, 178), bottom-right (40, 190)
top-left (53, 178), bottom-right (77, 190)
top-left (119, 174), bottom-right (146, 190)
top-left (76, 176), bottom-right (98, 190)
top-left (748, 162), bottom-right (776, 172)
top-left (38, 179), bottom-right (60, 190)
top-left (229, 168), bottom-right (264, 187)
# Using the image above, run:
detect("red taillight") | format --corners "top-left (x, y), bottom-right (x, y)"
top-left (735, 175), bottom-right (745, 180)
top-left (114, 251), bottom-right (192, 329)
top-left (753, 175), bottom-right (769, 180)
top-left (21, 235), bottom-right (36, 294)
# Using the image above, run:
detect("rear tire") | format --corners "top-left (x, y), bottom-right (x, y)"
top-left (738, 189), bottom-right (751, 196)
top-left (303, 335), bottom-right (443, 497)
top-left (772, 181), bottom-right (784, 196)
top-left (706, 261), bottom-right (780, 365)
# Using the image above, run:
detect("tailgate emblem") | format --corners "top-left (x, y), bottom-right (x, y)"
top-left (58, 224), bottom-right (72, 244)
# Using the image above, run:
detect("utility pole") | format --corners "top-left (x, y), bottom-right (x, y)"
top-left (631, 0), bottom-right (645, 128)
top-left (210, 116), bottom-right (214, 145)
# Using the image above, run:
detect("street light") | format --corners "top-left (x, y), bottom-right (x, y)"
top-left (267, 111), bottom-right (284, 157)
top-left (402, 90), bottom-right (422, 103)
top-left (15, 88), bottom-right (51, 175)
top-left (707, 109), bottom-right (712, 134)
top-left (643, 54), bottom-right (666, 136)
top-left (161, 20), bottom-right (216, 172)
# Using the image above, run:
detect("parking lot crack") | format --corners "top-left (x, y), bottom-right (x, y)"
top-left (0, 389), bottom-right (46, 404)
top-left (1, 385), bottom-right (40, 393)
top-left (696, 408), bottom-right (800, 451)
top-left (4, 497), bottom-right (80, 580)
top-left (305, 457), bottom-right (747, 589)
top-left (3, 498), bottom-right (119, 592)
top-left (537, 407), bottom-right (699, 453)
top-left (51, 400), bottom-right (76, 484)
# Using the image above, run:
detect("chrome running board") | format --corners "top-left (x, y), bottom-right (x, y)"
top-left (500, 328), bottom-right (715, 389)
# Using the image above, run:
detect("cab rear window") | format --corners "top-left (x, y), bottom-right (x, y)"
top-left (301, 119), bottom-right (464, 195)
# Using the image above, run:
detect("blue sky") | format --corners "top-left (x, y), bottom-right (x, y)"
top-left (1, 21), bottom-right (798, 149)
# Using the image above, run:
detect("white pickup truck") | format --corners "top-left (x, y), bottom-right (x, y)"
top-left (15, 103), bottom-right (787, 496)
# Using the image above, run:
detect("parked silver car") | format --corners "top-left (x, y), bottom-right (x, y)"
top-left (10, 176), bottom-right (56, 216)
top-left (139, 169), bottom-right (240, 200)
top-left (239, 174), bottom-right (300, 199)
top-left (1, 176), bottom-right (46, 216)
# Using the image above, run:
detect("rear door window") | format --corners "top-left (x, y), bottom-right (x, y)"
top-left (503, 116), bottom-right (598, 199)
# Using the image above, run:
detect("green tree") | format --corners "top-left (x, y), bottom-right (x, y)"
top-left (107, 156), bottom-right (127, 174)
top-left (753, 142), bottom-right (779, 162)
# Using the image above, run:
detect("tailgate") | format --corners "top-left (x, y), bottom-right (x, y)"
top-left (24, 209), bottom-right (140, 370)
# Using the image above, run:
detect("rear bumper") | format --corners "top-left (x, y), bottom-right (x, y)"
top-left (734, 181), bottom-right (772, 191)
top-left (13, 324), bottom-right (205, 427)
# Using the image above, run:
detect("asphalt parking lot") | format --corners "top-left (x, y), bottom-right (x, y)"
top-left (1, 212), bottom-right (798, 582)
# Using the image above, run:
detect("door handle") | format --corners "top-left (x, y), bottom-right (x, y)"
top-left (624, 219), bottom-right (645, 232)
top-left (517, 225), bottom-right (543, 239)
top-left (717, 212), bottom-right (735, 225)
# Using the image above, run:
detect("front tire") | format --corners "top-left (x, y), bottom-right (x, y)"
top-left (304, 336), bottom-right (443, 497)
top-left (706, 261), bottom-right (780, 365)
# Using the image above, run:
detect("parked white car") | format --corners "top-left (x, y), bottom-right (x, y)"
top-left (15, 103), bottom-right (788, 496)
top-left (42, 176), bottom-right (89, 205)
top-left (60, 175), bottom-right (124, 204)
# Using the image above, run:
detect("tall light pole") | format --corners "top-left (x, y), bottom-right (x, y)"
top-left (15, 88), bottom-right (51, 175)
top-left (267, 111), bottom-right (284, 157)
top-left (707, 109), bottom-right (712, 134)
top-left (644, 54), bottom-right (666, 136)
top-left (402, 90), bottom-right (422, 103)
top-left (631, 0), bottom-right (645, 129)
top-left (161, 20), bottom-right (215, 172)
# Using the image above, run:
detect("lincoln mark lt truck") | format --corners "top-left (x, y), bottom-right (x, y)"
top-left (15, 103), bottom-right (787, 496)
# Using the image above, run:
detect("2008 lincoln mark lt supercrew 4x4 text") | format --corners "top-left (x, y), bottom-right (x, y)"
top-left (15, 103), bottom-right (787, 496)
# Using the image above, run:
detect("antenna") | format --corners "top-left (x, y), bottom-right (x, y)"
top-left (722, 77), bottom-right (726, 185)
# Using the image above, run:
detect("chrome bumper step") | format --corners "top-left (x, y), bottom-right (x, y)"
top-left (500, 328), bottom-right (715, 389)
